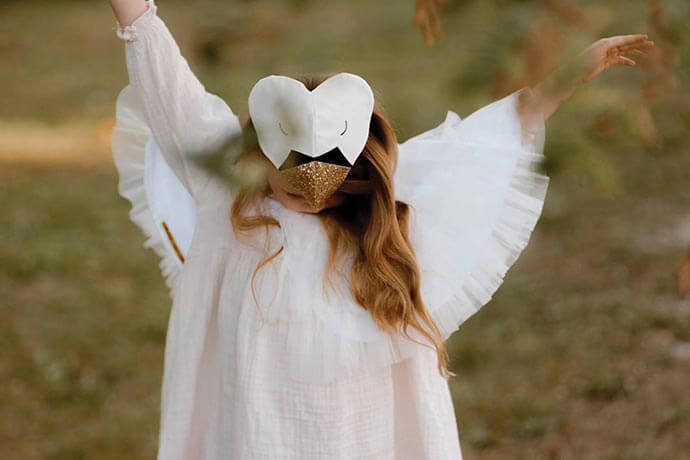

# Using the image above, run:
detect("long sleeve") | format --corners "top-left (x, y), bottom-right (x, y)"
top-left (110, 0), bottom-right (241, 293)
top-left (114, 0), bottom-right (241, 199)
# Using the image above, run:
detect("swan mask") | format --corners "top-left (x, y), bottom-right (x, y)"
top-left (248, 73), bottom-right (375, 208)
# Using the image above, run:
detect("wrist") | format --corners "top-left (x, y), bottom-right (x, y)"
top-left (110, 0), bottom-right (149, 28)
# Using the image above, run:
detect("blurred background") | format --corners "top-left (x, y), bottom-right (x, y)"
top-left (1, 0), bottom-right (689, 458)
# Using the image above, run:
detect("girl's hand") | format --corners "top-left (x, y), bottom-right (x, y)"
top-left (579, 34), bottom-right (655, 83)
top-left (531, 34), bottom-right (654, 121)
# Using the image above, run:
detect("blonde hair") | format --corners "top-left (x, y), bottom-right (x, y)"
top-left (230, 73), bottom-right (453, 379)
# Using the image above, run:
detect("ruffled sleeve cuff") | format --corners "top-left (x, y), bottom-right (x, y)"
top-left (115, 0), bottom-right (158, 43)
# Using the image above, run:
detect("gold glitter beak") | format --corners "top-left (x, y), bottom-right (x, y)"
top-left (279, 161), bottom-right (351, 209)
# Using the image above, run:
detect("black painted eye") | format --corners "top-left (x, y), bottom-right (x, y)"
top-left (340, 120), bottom-right (348, 136)
top-left (279, 122), bottom-right (289, 136)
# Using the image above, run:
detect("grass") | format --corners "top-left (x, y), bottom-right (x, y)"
top-left (1, 0), bottom-right (690, 458)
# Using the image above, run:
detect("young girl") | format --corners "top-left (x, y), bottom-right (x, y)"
top-left (108, 0), bottom-right (653, 458)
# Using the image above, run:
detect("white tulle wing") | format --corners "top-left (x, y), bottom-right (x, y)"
top-left (395, 87), bottom-right (550, 340)
top-left (111, 85), bottom-right (198, 294)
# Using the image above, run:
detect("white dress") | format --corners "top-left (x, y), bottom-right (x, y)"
top-left (111, 1), bottom-right (550, 458)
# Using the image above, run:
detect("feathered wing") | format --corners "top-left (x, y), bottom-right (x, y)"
top-left (395, 87), bottom-right (550, 340)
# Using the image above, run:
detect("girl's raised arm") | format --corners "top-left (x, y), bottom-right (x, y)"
top-left (109, 0), bottom-right (241, 199)
top-left (530, 34), bottom-right (654, 122)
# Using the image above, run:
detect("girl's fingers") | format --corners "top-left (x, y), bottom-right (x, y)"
top-left (620, 40), bottom-right (654, 52)
top-left (608, 34), bottom-right (649, 48)
top-left (616, 56), bottom-right (637, 67)
top-left (605, 35), bottom-right (648, 53)
top-left (626, 49), bottom-right (645, 57)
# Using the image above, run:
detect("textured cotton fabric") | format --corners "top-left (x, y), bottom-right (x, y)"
top-left (111, 1), bottom-right (550, 458)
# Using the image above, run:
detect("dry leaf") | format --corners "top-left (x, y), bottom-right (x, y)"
top-left (413, 0), bottom-right (448, 47)
top-left (677, 247), bottom-right (690, 299)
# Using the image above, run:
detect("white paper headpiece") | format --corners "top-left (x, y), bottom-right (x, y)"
top-left (248, 73), bottom-right (375, 168)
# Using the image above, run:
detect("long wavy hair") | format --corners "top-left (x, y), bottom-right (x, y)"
top-left (230, 73), bottom-right (453, 379)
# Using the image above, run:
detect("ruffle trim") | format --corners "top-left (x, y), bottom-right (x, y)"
top-left (428, 146), bottom-right (549, 340)
top-left (115, 0), bottom-right (157, 43)
top-left (111, 85), bottom-right (183, 296)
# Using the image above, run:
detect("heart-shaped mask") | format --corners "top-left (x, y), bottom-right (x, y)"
top-left (248, 73), bottom-right (375, 168)
top-left (248, 73), bottom-right (375, 208)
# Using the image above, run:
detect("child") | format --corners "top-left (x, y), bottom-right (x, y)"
top-left (108, 0), bottom-right (653, 458)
